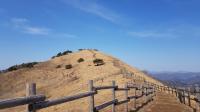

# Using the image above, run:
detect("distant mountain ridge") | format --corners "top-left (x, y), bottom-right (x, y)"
top-left (149, 71), bottom-right (200, 86)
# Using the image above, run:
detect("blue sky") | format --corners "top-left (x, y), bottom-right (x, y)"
top-left (0, 0), bottom-right (200, 72)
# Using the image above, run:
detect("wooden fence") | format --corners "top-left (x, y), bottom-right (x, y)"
top-left (0, 80), bottom-right (156, 112)
top-left (155, 84), bottom-right (200, 112)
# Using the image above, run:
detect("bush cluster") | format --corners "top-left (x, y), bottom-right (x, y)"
top-left (77, 58), bottom-right (84, 63)
top-left (52, 50), bottom-right (73, 59)
top-left (56, 65), bottom-right (62, 68)
top-left (65, 64), bottom-right (72, 69)
top-left (1, 62), bottom-right (38, 73)
top-left (93, 59), bottom-right (104, 66)
top-left (78, 49), bottom-right (98, 51)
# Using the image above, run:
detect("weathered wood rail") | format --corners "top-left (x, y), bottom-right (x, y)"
top-left (155, 84), bottom-right (200, 112)
top-left (0, 80), bottom-right (155, 112)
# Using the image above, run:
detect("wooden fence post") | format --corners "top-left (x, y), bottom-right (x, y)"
top-left (88, 80), bottom-right (94, 112)
top-left (171, 88), bottom-right (173, 94)
top-left (175, 88), bottom-right (178, 97)
top-left (195, 86), bottom-right (199, 112)
top-left (144, 85), bottom-right (146, 102)
top-left (168, 87), bottom-right (170, 94)
top-left (125, 83), bottom-right (128, 112)
top-left (157, 86), bottom-right (159, 91)
top-left (146, 83), bottom-right (149, 101)
top-left (133, 86), bottom-right (137, 110)
top-left (170, 87), bottom-right (172, 94)
top-left (154, 86), bottom-right (156, 97)
top-left (152, 86), bottom-right (155, 98)
top-left (26, 83), bottom-right (36, 112)
top-left (183, 89), bottom-right (186, 104)
top-left (112, 81), bottom-right (116, 112)
top-left (187, 87), bottom-right (191, 107)
top-left (178, 90), bottom-right (183, 103)
top-left (141, 85), bottom-right (144, 106)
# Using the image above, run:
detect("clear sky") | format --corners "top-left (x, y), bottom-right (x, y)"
top-left (0, 0), bottom-right (200, 72)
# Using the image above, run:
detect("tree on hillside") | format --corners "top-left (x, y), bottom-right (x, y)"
top-left (93, 59), bottom-right (104, 66)
top-left (65, 64), bottom-right (72, 69)
top-left (62, 50), bottom-right (72, 55)
top-left (77, 58), bottom-right (84, 63)
top-left (56, 52), bottom-right (62, 57)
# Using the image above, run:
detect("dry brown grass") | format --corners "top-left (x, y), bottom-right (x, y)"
top-left (0, 50), bottom-right (163, 112)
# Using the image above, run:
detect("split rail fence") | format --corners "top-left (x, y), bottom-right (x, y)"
top-left (0, 80), bottom-right (155, 112)
top-left (154, 84), bottom-right (200, 112)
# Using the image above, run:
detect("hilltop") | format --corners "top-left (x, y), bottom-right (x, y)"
top-left (0, 50), bottom-right (163, 112)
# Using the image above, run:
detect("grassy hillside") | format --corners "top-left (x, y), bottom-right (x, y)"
top-left (0, 50), bottom-right (163, 112)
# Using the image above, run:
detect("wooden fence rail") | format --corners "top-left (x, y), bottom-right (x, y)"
top-left (0, 95), bottom-right (45, 109)
top-left (0, 80), bottom-right (155, 112)
top-left (154, 84), bottom-right (200, 112)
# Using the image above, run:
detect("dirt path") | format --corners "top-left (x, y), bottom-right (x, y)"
top-left (140, 91), bottom-right (193, 112)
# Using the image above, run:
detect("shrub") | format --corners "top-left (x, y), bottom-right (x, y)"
top-left (6, 62), bottom-right (38, 72)
top-left (78, 49), bottom-right (84, 51)
top-left (78, 49), bottom-right (98, 51)
top-left (93, 49), bottom-right (98, 51)
top-left (26, 63), bottom-right (33, 68)
top-left (7, 65), bottom-right (18, 71)
top-left (24, 62), bottom-right (37, 68)
top-left (56, 52), bottom-right (62, 57)
top-left (62, 50), bottom-right (72, 55)
top-left (52, 50), bottom-right (73, 59)
top-left (65, 64), bottom-right (72, 69)
top-left (51, 56), bottom-right (56, 59)
top-left (93, 59), bottom-right (104, 66)
top-left (56, 65), bottom-right (61, 68)
top-left (77, 58), bottom-right (84, 63)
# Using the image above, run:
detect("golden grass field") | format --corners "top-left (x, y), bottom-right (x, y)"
top-left (0, 50), bottom-right (163, 112)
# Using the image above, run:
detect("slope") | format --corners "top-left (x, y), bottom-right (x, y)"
top-left (0, 50), bottom-right (163, 112)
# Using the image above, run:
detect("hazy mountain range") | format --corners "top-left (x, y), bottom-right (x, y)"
top-left (149, 71), bottom-right (200, 87)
